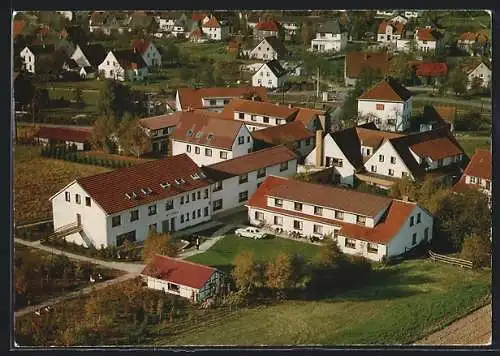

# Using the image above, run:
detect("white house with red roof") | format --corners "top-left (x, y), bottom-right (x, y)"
top-left (357, 78), bottom-right (414, 132)
top-left (98, 49), bottom-right (148, 81)
top-left (246, 176), bottom-right (434, 261)
top-left (171, 111), bottom-right (253, 166)
top-left (414, 27), bottom-right (442, 54)
top-left (49, 154), bottom-right (214, 248)
top-left (377, 20), bottom-right (405, 43)
top-left (253, 20), bottom-right (281, 41)
top-left (139, 112), bottom-right (182, 154)
top-left (141, 254), bottom-right (225, 303)
top-left (131, 39), bottom-right (162, 68)
top-left (35, 126), bottom-right (93, 151)
top-left (201, 16), bottom-right (229, 41)
top-left (453, 148), bottom-right (491, 199)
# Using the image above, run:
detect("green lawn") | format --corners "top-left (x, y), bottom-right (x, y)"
top-left (154, 259), bottom-right (491, 345)
top-left (187, 235), bottom-right (321, 273)
top-left (456, 134), bottom-right (491, 157)
top-left (177, 41), bottom-right (235, 62)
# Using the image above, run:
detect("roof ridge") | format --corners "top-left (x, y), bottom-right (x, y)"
top-left (155, 254), bottom-right (216, 271)
top-left (206, 144), bottom-right (296, 169)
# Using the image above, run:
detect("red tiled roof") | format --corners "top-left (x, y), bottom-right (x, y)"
top-left (249, 176), bottom-right (392, 218)
top-left (36, 126), bottom-right (92, 143)
top-left (141, 254), bottom-right (216, 289)
top-left (203, 145), bottom-right (298, 180)
top-left (294, 107), bottom-right (325, 126)
top-left (255, 20), bottom-right (279, 32)
top-left (358, 78), bottom-right (413, 102)
top-left (345, 51), bottom-right (390, 79)
top-left (13, 20), bottom-right (25, 37)
top-left (192, 13), bottom-right (208, 21)
top-left (416, 28), bottom-right (436, 41)
top-left (189, 28), bottom-right (205, 38)
top-left (434, 106), bottom-right (456, 124)
top-left (415, 62), bottom-right (448, 77)
top-left (222, 99), bottom-right (298, 120)
top-left (378, 21), bottom-right (404, 35)
top-left (172, 112), bottom-right (244, 150)
top-left (458, 32), bottom-right (477, 42)
top-left (73, 154), bottom-right (210, 215)
top-left (409, 137), bottom-right (463, 161)
top-left (251, 121), bottom-right (313, 145)
top-left (462, 148), bottom-right (491, 181)
top-left (131, 39), bottom-right (150, 55)
top-left (139, 113), bottom-right (181, 130)
top-left (356, 127), bottom-right (402, 149)
top-left (177, 87), bottom-right (269, 110)
top-left (203, 17), bottom-right (221, 28)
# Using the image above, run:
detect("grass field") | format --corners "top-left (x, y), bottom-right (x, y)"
top-left (13, 145), bottom-right (110, 223)
top-left (187, 235), bottom-right (321, 273)
top-left (456, 134), bottom-right (490, 157)
top-left (155, 258), bottom-right (491, 345)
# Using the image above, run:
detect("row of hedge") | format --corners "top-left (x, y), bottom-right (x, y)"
top-left (41, 146), bottom-right (134, 169)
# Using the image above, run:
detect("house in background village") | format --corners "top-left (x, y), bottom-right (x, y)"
top-left (420, 105), bottom-right (457, 132)
top-left (251, 59), bottom-right (288, 89)
top-left (69, 43), bottom-right (107, 79)
top-left (310, 19), bottom-right (348, 53)
top-left (414, 27), bottom-right (443, 54)
top-left (452, 148), bottom-right (492, 200)
top-left (98, 49), bottom-right (148, 81)
top-left (131, 39), bottom-right (162, 68)
top-left (344, 51), bottom-right (391, 87)
top-left (463, 61), bottom-right (491, 89)
top-left (253, 19), bottom-right (282, 41)
top-left (20, 44), bottom-right (55, 74)
top-left (249, 36), bottom-right (288, 60)
top-left (139, 112), bottom-right (181, 155)
top-left (34, 126), bottom-right (93, 151)
top-left (457, 31), bottom-right (489, 56)
top-left (377, 20), bottom-right (405, 43)
top-left (201, 15), bottom-right (230, 41)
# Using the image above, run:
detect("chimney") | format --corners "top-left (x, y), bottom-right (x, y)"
top-left (315, 129), bottom-right (323, 168)
top-left (402, 195), bottom-right (409, 202)
top-left (288, 104), bottom-right (292, 109)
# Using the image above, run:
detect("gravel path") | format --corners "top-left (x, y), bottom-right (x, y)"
top-left (414, 304), bottom-right (491, 345)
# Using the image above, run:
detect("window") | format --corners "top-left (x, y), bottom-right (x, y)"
top-left (306, 138), bottom-right (311, 146)
top-left (148, 204), bottom-right (157, 216)
top-left (424, 227), bottom-right (429, 241)
top-left (402, 172), bottom-right (408, 178)
top-left (410, 216), bottom-right (415, 226)
top-left (239, 191), bottom-right (248, 202)
top-left (255, 211), bottom-right (264, 221)
top-left (130, 210), bottom-right (139, 222)
top-left (204, 207), bottom-right (209, 217)
top-left (366, 148), bottom-right (371, 156)
top-left (247, 136), bottom-right (251, 143)
top-left (213, 181), bottom-right (223, 192)
top-left (268, 80), bottom-right (272, 85)
top-left (275, 198), bottom-right (283, 207)
top-left (238, 136), bottom-right (245, 145)
top-left (478, 178), bottom-right (483, 185)
top-left (251, 115), bottom-right (257, 121)
top-left (280, 161), bottom-right (288, 171)
top-left (111, 215), bottom-right (121, 227)
top-left (274, 216), bottom-right (283, 226)
top-left (313, 224), bottom-right (323, 234)
top-left (186, 213), bottom-right (190, 222)
top-left (314, 206), bottom-right (323, 216)
top-left (376, 103), bottom-right (385, 110)
top-left (332, 158), bottom-right (343, 167)
top-left (220, 151), bottom-right (228, 159)
top-left (238, 112), bottom-right (244, 119)
top-left (224, 99), bottom-right (229, 104)
top-left (390, 156), bottom-right (396, 164)
top-left (257, 168), bottom-right (266, 178)
top-left (470, 176), bottom-right (476, 184)
top-left (209, 99), bottom-right (216, 106)
top-left (205, 148), bottom-right (212, 157)
top-left (388, 169), bottom-right (394, 176)
top-left (204, 188), bottom-right (209, 199)
top-left (345, 238), bottom-right (356, 249)
top-left (355, 215), bottom-right (365, 225)
top-left (417, 213), bottom-right (421, 224)
top-left (180, 196), bottom-right (184, 205)
top-left (335, 210), bottom-right (344, 220)
top-left (149, 223), bottom-right (157, 233)
top-left (239, 174), bottom-right (248, 184)
top-left (371, 165), bottom-right (377, 173)
top-left (192, 192), bottom-right (196, 201)
top-left (293, 220), bottom-right (303, 230)
top-left (65, 192), bottom-right (70, 202)
top-left (186, 144), bottom-right (191, 153)
top-left (165, 200), bottom-right (174, 211)
top-left (486, 180), bottom-right (491, 190)
top-left (181, 215), bottom-right (185, 223)
top-left (213, 199), bottom-right (223, 211)
top-left (379, 155), bottom-right (384, 162)
top-left (367, 243), bottom-right (378, 254)
top-left (294, 202), bottom-right (303, 211)
top-left (192, 210), bottom-right (196, 219)
top-left (195, 146), bottom-right (200, 154)
top-left (412, 233), bottom-right (417, 245)
top-left (197, 191), bottom-right (201, 200)
top-left (263, 116), bottom-right (269, 123)
top-left (186, 194), bottom-right (189, 203)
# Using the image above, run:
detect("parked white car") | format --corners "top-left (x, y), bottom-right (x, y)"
top-left (235, 227), bottom-right (267, 240)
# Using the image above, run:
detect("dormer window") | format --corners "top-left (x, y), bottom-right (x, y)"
top-left (186, 129), bottom-right (193, 137)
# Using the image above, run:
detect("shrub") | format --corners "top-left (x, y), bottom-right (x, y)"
top-left (461, 234), bottom-right (491, 268)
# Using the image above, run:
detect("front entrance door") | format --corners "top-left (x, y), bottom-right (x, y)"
top-left (162, 220), bottom-right (169, 233)
top-left (76, 213), bottom-right (81, 226)
top-left (170, 217), bottom-right (175, 232)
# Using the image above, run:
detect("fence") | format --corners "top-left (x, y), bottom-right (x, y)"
top-left (428, 250), bottom-right (473, 269)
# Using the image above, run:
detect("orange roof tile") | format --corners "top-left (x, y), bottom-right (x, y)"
top-left (203, 17), bottom-right (221, 28)
top-left (358, 78), bottom-right (413, 102)
top-left (139, 113), bottom-right (181, 130)
top-left (345, 51), bottom-right (390, 79)
top-left (251, 121), bottom-right (314, 145)
top-left (294, 107), bottom-right (325, 126)
top-left (462, 148), bottom-right (491, 181)
top-left (409, 137), bottom-right (463, 161)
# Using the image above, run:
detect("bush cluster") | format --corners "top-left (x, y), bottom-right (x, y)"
top-left (40, 146), bottom-right (134, 169)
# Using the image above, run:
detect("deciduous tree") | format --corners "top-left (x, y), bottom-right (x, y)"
top-left (232, 251), bottom-right (262, 294)
top-left (117, 118), bottom-right (149, 158)
top-left (446, 69), bottom-right (468, 96)
top-left (142, 232), bottom-right (180, 262)
top-left (461, 234), bottom-right (491, 268)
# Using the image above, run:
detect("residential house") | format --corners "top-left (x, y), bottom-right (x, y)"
top-left (410, 61), bottom-right (448, 86)
top-left (344, 51), bottom-right (391, 87)
top-left (156, 12), bottom-right (177, 32)
top-left (376, 10), bottom-right (397, 17)
top-left (171, 112), bottom-right (253, 166)
top-left (69, 43), bottom-right (107, 79)
top-left (414, 27), bottom-right (443, 54)
top-left (311, 19), bottom-right (348, 53)
top-left (249, 36), bottom-right (287, 60)
top-left (389, 14), bottom-right (408, 25)
top-left (404, 11), bottom-right (421, 18)
top-left (357, 77), bottom-right (414, 132)
top-left (132, 39), bottom-right (162, 68)
top-left (13, 19), bottom-right (25, 39)
top-left (247, 176), bottom-right (434, 262)
top-left (245, 12), bottom-right (261, 29)
top-left (222, 98), bottom-right (298, 132)
top-left (35, 126), bottom-right (92, 151)
top-left (139, 112), bottom-right (182, 154)
top-left (88, 11), bottom-right (129, 35)
top-left (175, 86), bottom-right (268, 112)
top-left (203, 145), bottom-right (298, 214)
top-left (188, 27), bottom-right (209, 43)
top-left (20, 44), bottom-right (55, 74)
top-left (49, 154), bottom-right (213, 248)
top-left (457, 32), bottom-right (489, 56)
top-left (251, 121), bottom-right (315, 160)
top-left (253, 20), bottom-right (282, 41)
top-left (420, 105), bottom-right (457, 132)
top-left (172, 13), bottom-right (189, 37)
top-left (452, 148), bottom-right (491, 200)
top-left (252, 59), bottom-right (288, 89)
top-left (141, 255), bottom-right (225, 303)
top-left (127, 11), bottom-right (158, 34)
top-left (293, 107), bottom-right (327, 132)
top-left (98, 49), bottom-right (148, 81)
top-left (464, 61), bottom-right (491, 89)
top-left (279, 17), bottom-right (301, 40)
top-left (201, 16), bottom-right (229, 41)
top-left (359, 126), bottom-right (467, 189)
top-left (377, 20), bottom-right (405, 43)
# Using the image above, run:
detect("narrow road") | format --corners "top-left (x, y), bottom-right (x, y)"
top-left (413, 95), bottom-right (491, 110)
top-left (414, 304), bottom-right (491, 345)
top-left (14, 273), bottom-right (139, 318)
top-left (179, 224), bottom-right (237, 259)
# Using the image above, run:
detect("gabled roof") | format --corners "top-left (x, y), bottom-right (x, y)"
top-left (128, 12), bottom-right (155, 28)
top-left (171, 112), bottom-right (244, 150)
top-left (203, 16), bottom-right (221, 28)
top-left (463, 61), bottom-right (491, 74)
top-left (26, 44), bottom-right (55, 56)
top-left (461, 148), bottom-right (491, 180)
top-left (35, 126), bottom-right (92, 143)
top-left (316, 19), bottom-right (344, 34)
top-left (203, 145), bottom-right (298, 181)
top-left (192, 12), bottom-right (208, 21)
top-left (430, 105), bottom-right (457, 125)
top-left (13, 20), bottom-right (25, 37)
top-left (416, 28), bottom-right (440, 41)
top-left (79, 43), bottom-right (107, 67)
top-left (90, 11), bottom-right (108, 26)
top-left (75, 154), bottom-right (210, 215)
top-left (177, 86), bottom-right (268, 110)
top-left (294, 107), bottom-right (325, 126)
top-left (458, 31), bottom-right (478, 42)
top-left (139, 113), bottom-right (181, 130)
top-left (255, 20), bottom-right (280, 31)
top-left (358, 77), bottom-right (413, 102)
top-left (410, 138), bottom-right (463, 161)
top-left (414, 62), bottom-right (448, 77)
top-left (222, 98), bottom-right (298, 120)
top-left (141, 254), bottom-right (217, 289)
top-left (248, 176), bottom-right (392, 218)
top-left (378, 20), bottom-right (405, 35)
top-left (131, 39), bottom-right (152, 55)
top-left (261, 36), bottom-right (287, 57)
top-left (113, 49), bottom-right (147, 69)
top-left (261, 59), bottom-right (287, 78)
top-left (251, 121), bottom-right (314, 146)
top-left (345, 51), bottom-right (391, 79)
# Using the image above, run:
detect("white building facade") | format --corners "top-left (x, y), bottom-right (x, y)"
top-left (357, 97), bottom-right (413, 132)
top-left (252, 62), bottom-right (288, 89)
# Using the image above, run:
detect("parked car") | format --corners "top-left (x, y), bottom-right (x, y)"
top-left (235, 227), bottom-right (268, 239)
